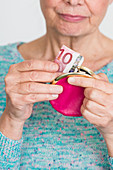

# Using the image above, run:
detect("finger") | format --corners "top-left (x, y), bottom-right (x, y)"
top-left (68, 76), bottom-right (113, 94)
top-left (9, 93), bottom-right (59, 106)
top-left (17, 71), bottom-right (62, 83)
top-left (82, 98), bottom-right (105, 116)
top-left (23, 93), bottom-right (59, 104)
top-left (81, 105), bottom-right (111, 128)
top-left (84, 88), bottom-right (110, 106)
top-left (13, 82), bottom-right (63, 95)
top-left (81, 105), bottom-right (101, 125)
top-left (5, 72), bottom-right (62, 87)
top-left (93, 73), bottom-right (109, 82)
top-left (11, 60), bottom-right (59, 72)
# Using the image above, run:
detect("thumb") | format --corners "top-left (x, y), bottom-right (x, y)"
top-left (93, 73), bottom-right (109, 82)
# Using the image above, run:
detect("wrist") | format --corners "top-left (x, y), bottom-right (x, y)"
top-left (103, 134), bottom-right (113, 157)
top-left (0, 110), bottom-right (25, 140)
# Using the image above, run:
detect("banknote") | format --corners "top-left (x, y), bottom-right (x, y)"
top-left (55, 45), bottom-right (84, 73)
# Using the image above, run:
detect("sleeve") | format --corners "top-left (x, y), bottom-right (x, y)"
top-left (108, 156), bottom-right (113, 169)
top-left (0, 131), bottom-right (23, 170)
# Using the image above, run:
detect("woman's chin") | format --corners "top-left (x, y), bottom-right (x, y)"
top-left (53, 22), bottom-right (90, 37)
top-left (51, 17), bottom-right (90, 37)
top-left (55, 27), bottom-right (87, 37)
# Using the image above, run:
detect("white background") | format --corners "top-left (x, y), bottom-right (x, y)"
top-left (0, 0), bottom-right (113, 45)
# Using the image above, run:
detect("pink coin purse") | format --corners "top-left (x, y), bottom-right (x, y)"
top-left (50, 66), bottom-right (94, 117)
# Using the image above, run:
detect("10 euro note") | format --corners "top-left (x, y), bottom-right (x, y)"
top-left (55, 45), bottom-right (84, 73)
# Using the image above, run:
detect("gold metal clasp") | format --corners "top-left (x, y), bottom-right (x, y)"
top-left (52, 65), bottom-right (95, 84)
top-left (77, 66), bottom-right (95, 76)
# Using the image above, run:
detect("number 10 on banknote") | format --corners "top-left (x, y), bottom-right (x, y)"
top-left (55, 45), bottom-right (84, 73)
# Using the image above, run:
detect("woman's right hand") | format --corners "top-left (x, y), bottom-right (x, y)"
top-left (4, 60), bottom-right (63, 124)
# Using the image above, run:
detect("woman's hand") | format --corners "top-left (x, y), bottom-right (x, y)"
top-left (68, 73), bottom-right (113, 156)
top-left (4, 60), bottom-right (63, 124)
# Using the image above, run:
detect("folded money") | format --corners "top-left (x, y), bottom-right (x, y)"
top-left (55, 45), bottom-right (84, 73)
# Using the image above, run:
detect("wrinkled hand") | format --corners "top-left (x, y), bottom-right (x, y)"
top-left (68, 73), bottom-right (113, 138)
top-left (4, 60), bottom-right (63, 123)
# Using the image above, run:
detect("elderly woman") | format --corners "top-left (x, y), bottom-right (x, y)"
top-left (0, 0), bottom-right (113, 169)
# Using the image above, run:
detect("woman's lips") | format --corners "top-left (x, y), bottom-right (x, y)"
top-left (59, 13), bottom-right (87, 22)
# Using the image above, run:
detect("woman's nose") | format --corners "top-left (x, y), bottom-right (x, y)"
top-left (64, 0), bottom-right (84, 5)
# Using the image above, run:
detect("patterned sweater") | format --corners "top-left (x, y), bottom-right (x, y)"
top-left (0, 43), bottom-right (113, 170)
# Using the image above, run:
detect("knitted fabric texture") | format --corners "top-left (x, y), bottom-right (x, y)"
top-left (0, 43), bottom-right (113, 169)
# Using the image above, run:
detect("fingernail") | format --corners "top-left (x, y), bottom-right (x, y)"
top-left (51, 63), bottom-right (59, 71)
top-left (56, 86), bottom-right (63, 93)
top-left (92, 74), bottom-right (100, 79)
top-left (68, 77), bottom-right (76, 84)
top-left (52, 94), bottom-right (59, 99)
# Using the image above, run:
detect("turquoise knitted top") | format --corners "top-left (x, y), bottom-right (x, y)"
top-left (0, 43), bottom-right (113, 170)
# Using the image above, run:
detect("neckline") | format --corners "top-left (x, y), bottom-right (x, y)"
top-left (14, 42), bottom-right (113, 74)
top-left (11, 42), bottom-right (25, 63)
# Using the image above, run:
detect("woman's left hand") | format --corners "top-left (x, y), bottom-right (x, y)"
top-left (68, 73), bottom-right (113, 138)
